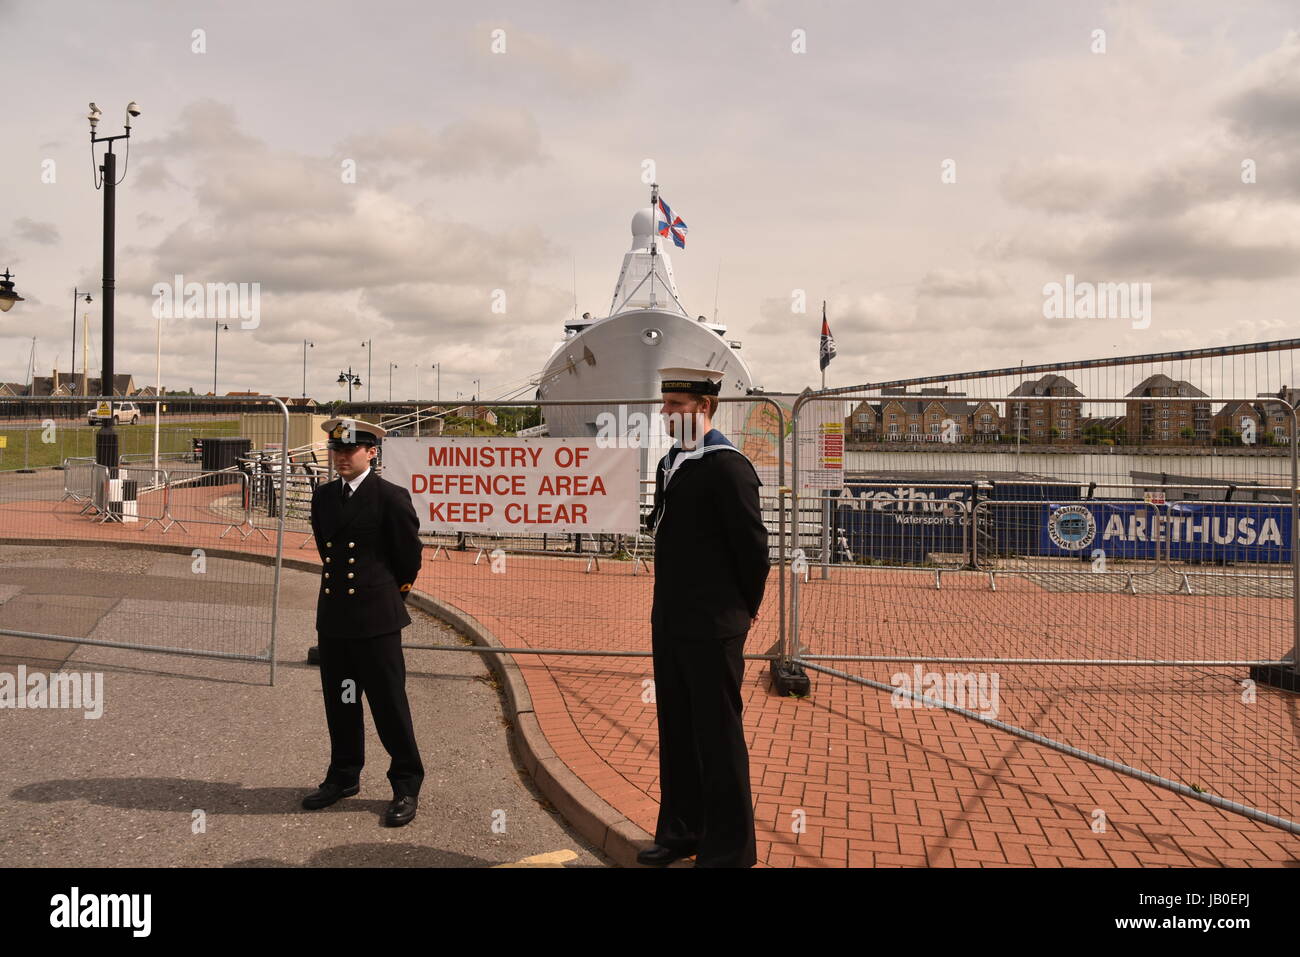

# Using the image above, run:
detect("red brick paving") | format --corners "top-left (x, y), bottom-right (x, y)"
top-left (2, 485), bottom-right (1298, 866)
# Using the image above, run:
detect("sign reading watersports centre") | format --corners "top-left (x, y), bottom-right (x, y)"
top-left (382, 438), bottom-right (641, 534)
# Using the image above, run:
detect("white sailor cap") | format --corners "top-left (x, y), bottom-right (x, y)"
top-left (321, 417), bottom-right (387, 448)
top-left (658, 367), bottom-right (724, 396)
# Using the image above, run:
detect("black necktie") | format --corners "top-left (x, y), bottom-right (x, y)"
top-left (342, 481), bottom-right (352, 503)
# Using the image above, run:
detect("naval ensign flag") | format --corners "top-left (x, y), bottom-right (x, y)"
top-left (819, 301), bottom-right (836, 372)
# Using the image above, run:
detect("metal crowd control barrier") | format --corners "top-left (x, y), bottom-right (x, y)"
top-left (90, 463), bottom-right (169, 530)
top-left (160, 467), bottom-right (268, 541)
top-left (61, 457), bottom-right (100, 510)
top-left (1164, 497), bottom-right (1294, 594)
top-left (971, 498), bottom-right (1166, 593)
top-left (788, 389), bottom-right (1300, 837)
top-left (0, 395), bottom-right (290, 685)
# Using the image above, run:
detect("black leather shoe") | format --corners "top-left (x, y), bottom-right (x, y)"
top-left (384, 795), bottom-right (418, 827)
top-left (302, 781), bottom-right (359, 810)
top-left (636, 844), bottom-right (695, 867)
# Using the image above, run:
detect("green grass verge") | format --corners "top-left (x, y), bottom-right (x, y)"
top-left (0, 420), bottom-right (239, 471)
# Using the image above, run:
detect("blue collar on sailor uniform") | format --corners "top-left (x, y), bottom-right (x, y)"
top-left (660, 429), bottom-right (743, 486)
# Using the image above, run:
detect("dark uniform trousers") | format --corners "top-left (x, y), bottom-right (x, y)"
top-left (318, 630), bottom-right (424, 798)
top-left (311, 469), bottom-right (426, 799)
top-left (652, 629), bottom-right (757, 868)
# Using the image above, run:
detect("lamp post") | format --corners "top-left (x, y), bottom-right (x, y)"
top-left (88, 100), bottom-right (141, 469)
top-left (388, 361), bottom-right (398, 402)
top-left (360, 339), bottom-right (372, 402)
top-left (337, 368), bottom-right (361, 403)
top-left (212, 321), bottom-right (228, 395)
top-left (302, 339), bottom-right (314, 398)
top-left (414, 362), bottom-right (437, 437)
top-left (70, 289), bottom-right (92, 396)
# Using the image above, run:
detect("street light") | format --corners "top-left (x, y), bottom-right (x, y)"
top-left (388, 361), bottom-right (398, 402)
top-left (337, 368), bottom-right (361, 403)
top-left (302, 340), bottom-right (314, 398)
top-left (0, 269), bottom-right (26, 312)
top-left (88, 98), bottom-right (141, 468)
top-left (213, 321), bottom-right (229, 395)
top-left (414, 362), bottom-right (438, 437)
top-left (360, 339), bottom-right (372, 402)
top-left (71, 289), bottom-right (92, 395)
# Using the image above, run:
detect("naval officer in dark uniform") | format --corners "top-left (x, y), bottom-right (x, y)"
top-left (302, 417), bottom-right (425, 827)
top-left (638, 367), bottom-right (770, 867)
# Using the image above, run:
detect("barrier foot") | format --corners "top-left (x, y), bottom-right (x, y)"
top-left (1248, 660), bottom-right (1299, 694)
top-left (1179, 574), bottom-right (1193, 594)
top-left (585, 555), bottom-right (600, 574)
top-left (988, 571), bottom-right (997, 591)
top-left (770, 658), bottom-right (811, 697)
top-left (473, 547), bottom-right (487, 565)
top-left (306, 644), bottom-right (320, 666)
top-left (934, 569), bottom-right (942, 590)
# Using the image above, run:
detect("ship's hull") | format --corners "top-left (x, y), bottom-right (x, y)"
top-left (538, 308), bottom-right (754, 435)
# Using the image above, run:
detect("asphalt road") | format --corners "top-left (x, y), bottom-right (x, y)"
top-left (0, 542), bottom-right (611, 867)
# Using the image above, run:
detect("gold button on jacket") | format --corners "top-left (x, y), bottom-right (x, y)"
top-left (309, 470), bottom-right (424, 639)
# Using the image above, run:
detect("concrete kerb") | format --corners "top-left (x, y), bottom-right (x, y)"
top-left (403, 589), bottom-right (652, 867)
top-left (0, 535), bottom-right (654, 867)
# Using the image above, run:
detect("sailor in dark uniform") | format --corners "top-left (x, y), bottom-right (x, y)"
top-left (638, 368), bottom-right (770, 867)
top-left (301, 418), bottom-right (425, 827)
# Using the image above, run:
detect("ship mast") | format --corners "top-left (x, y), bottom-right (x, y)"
top-left (648, 182), bottom-right (658, 310)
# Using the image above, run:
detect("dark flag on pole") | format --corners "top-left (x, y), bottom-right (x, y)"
top-left (819, 301), bottom-right (836, 372)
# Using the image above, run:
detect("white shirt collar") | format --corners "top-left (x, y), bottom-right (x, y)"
top-left (342, 467), bottom-right (371, 492)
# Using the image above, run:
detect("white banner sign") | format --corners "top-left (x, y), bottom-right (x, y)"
top-left (382, 438), bottom-right (641, 533)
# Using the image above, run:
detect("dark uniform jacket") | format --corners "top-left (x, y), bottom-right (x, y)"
top-left (647, 429), bottom-right (770, 641)
top-left (310, 468), bottom-right (423, 639)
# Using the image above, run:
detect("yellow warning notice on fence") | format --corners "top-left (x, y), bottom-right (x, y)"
top-left (94, 402), bottom-right (111, 417)
top-left (0, 436), bottom-right (6, 449)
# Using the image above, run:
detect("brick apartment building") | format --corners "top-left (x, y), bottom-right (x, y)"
top-left (847, 386), bottom-right (1000, 443)
top-left (1124, 374), bottom-right (1211, 446)
top-left (1253, 387), bottom-right (1298, 445)
top-left (1006, 374), bottom-right (1084, 443)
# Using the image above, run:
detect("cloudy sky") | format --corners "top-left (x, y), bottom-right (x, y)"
top-left (3, 0), bottom-right (1299, 400)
